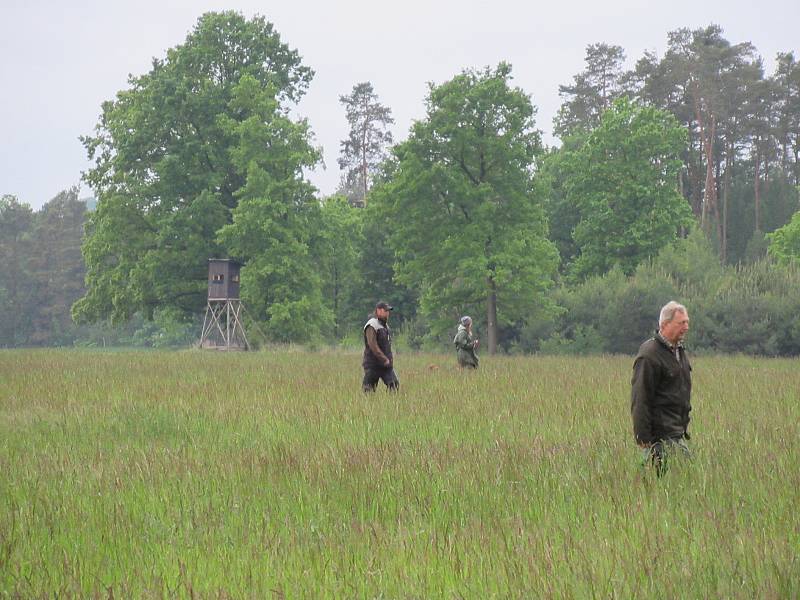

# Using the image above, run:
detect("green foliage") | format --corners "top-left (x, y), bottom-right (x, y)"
top-left (563, 97), bottom-right (694, 279)
top-left (77, 12), bottom-right (313, 325)
top-left (768, 209), bottom-right (800, 265)
top-left (373, 63), bottom-right (559, 345)
top-left (0, 195), bottom-right (35, 346)
top-left (353, 200), bottom-right (417, 330)
top-left (216, 75), bottom-right (328, 343)
top-left (743, 229), bottom-right (769, 263)
top-left (554, 43), bottom-right (628, 139)
top-left (27, 189), bottom-right (88, 345)
top-left (72, 310), bottom-right (199, 348)
top-left (726, 171), bottom-right (800, 264)
top-left (536, 143), bottom-right (584, 271)
top-left (692, 260), bottom-right (800, 355)
top-left (317, 196), bottom-right (366, 337)
top-left (0, 190), bottom-right (90, 347)
top-left (537, 325), bottom-right (604, 355)
top-left (530, 231), bottom-right (800, 356)
top-left (532, 265), bottom-right (679, 355)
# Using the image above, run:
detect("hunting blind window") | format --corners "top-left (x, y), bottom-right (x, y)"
top-left (213, 274), bottom-right (224, 282)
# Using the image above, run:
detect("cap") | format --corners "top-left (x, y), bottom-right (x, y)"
top-left (375, 301), bottom-right (394, 311)
top-left (460, 316), bottom-right (472, 326)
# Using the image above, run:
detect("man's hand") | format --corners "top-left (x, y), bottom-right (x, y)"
top-left (383, 359), bottom-right (391, 368)
top-left (473, 339), bottom-right (479, 348)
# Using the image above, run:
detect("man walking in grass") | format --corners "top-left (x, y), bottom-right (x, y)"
top-left (631, 301), bottom-right (692, 476)
top-left (362, 301), bottom-right (399, 392)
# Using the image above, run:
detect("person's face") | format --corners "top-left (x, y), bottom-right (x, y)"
top-left (376, 307), bottom-right (390, 320)
top-left (660, 310), bottom-right (689, 345)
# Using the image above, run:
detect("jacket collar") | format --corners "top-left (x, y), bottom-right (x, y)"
top-left (655, 331), bottom-right (684, 352)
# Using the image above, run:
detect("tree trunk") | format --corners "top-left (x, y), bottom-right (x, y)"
top-left (361, 143), bottom-right (368, 206)
top-left (700, 116), bottom-right (717, 235)
top-left (754, 148), bottom-right (761, 233)
top-left (686, 129), bottom-right (703, 218)
top-left (332, 263), bottom-right (340, 338)
top-left (360, 106), bottom-right (369, 206)
top-left (486, 278), bottom-right (498, 355)
top-left (794, 144), bottom-right (800, 186)
top-left (722, 143), bottom-right (732, 264)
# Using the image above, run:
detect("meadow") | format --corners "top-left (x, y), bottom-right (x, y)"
top-left (0, 349), bottom-right (798, 598)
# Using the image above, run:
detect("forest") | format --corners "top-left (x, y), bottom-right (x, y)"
top-left (2, 12), bottom-right (800, 355)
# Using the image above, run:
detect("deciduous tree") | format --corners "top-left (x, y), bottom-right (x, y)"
top-left (75, 12), bottom-right (313, 325)
top-left (564, 97), bottom-right (694, 278)
top-left (372, 63), bottom-right (558, 353)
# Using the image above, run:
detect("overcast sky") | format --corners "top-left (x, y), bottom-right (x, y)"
top-left (2, 0), bottom-right (798, 209)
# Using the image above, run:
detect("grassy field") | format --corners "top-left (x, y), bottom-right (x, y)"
top-left (1, 349), bottom-right (798, 598)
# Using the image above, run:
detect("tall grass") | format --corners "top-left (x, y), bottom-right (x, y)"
top-left (1, 349), bottom-right (798, 598)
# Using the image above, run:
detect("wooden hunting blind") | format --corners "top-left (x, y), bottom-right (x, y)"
top-left (199, 259), bottom-right (249, 351)
top-left (207, 258), bottom-right (241, 300)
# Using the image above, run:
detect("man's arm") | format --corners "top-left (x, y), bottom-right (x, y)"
top-left (365, 327), bottom-right (390, 366)
top-left (631, 356), bottom-right (656, 446)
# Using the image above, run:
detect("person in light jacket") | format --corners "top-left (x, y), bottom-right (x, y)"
top-left (454, 316), bottom-right (479, 369)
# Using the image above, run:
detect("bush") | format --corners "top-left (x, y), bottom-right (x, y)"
top-left (693, 260), bottom-right (800, 355)
top-left (533, 233), bottom-right (800, 357)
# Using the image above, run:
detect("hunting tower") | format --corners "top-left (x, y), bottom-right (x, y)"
top-left (199, 259), bottom-right (249, 350)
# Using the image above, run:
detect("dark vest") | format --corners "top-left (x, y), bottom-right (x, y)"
top-left (363, 317), bottom-right (392, 368)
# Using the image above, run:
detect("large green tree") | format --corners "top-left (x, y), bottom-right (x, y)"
top-left (75, 12), bottom-right (314, 324)
top-left (372, 63), bottom-right (558, 354)
top-left (564, 97), bottom-right (694, 278)
top-left (630, 26), bottom-right (765, 258)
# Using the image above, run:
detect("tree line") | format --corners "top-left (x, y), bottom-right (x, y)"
top-left (2, 13), bottom-right (800, 354)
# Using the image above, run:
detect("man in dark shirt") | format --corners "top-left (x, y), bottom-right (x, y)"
top-left (631, 301), bottom-right (692, 476)
top-left (362, 301), bottom-right (399, 392)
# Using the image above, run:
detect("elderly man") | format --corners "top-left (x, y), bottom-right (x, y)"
top-left (362, 301), bottom-right (399, 392)
top-left (631, 301), bottom-right (692, 476)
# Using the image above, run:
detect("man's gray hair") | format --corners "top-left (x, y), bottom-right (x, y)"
top-left (659, 301), bottom-right (687, 325)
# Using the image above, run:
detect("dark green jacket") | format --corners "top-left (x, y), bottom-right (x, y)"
top-left (454, 325), bottom-right (479, 368)
top-left (630, 333), bottom-right (692, 445)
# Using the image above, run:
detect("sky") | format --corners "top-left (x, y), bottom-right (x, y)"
top-left (1, 0), bottom-right (798, 210)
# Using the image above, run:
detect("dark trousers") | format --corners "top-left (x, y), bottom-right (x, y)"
top-left (362, 366), bottom-right (399, 392)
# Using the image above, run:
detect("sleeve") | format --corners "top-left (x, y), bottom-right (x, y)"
top-left (630, 356), bottom-right (656, 445)
top-left (454, 331), bottom-right (471, 351)
top-left (365, 326), bottom-right (389, 364)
